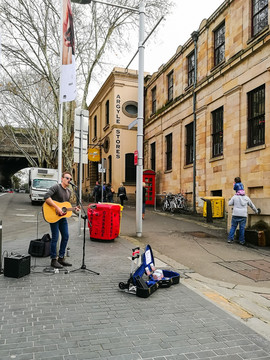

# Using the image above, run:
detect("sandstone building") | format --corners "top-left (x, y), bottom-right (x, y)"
top-left (143, 0), bottom-right (270, 224)
top-left (82, 0), bottom-right (269, 227)
top-left (79, 68), bottom-right (139, 201)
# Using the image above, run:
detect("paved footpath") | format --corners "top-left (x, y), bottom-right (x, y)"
top-left (1, 214), bottom-right (270, 360)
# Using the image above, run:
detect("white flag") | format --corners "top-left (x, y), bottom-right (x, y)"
top-left (60, 0), bottom-right (77, 103)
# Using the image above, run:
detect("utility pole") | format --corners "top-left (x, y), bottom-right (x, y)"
top-left (135, 0), bottom-right (145, 237)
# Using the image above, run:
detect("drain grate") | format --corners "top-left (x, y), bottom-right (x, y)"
top-left (185, 231), bottom-right (217, 238)
top-left (218, 259), bottom-right (270, 281)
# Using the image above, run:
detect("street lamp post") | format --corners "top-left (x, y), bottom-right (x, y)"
top-left (136, 1), bottom-right (145, 237)
top-left (71, 0), bottom-right (145, 237)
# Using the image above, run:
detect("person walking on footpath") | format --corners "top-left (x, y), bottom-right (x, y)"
top-left (102, 181), bottom-right (107, 202)
top-left (117, 183), bottom-right (127, 206)
top-left (106, 183), bottom-right (114, 203)
top-left (228, 189), bottom-right (260, 245)
top-left (92, 181), bottom-right (102, 203)
top-left (44, 171), bottom-right (79, 269)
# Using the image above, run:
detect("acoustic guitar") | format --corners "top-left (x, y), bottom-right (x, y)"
top-left (42, 201), bottom-right (77, 223)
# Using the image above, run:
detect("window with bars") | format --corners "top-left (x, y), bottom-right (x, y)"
top-left (212, 107), bottom-right (223, 157)
top-left (185, 122), bottom-right (193, 165)
top-left (94, 115), bottom-right (97, 138)
top-left (214, 22), bottom-right (225, 66)
top-left (151, 86), bottom-right (157, 114)
top-left (252, 0), bottom-right (268, 36)
top-left (150, 142), bottom-right (156, 171)
top-left (167, 71), bottom-right (174, 102)
top-left (105, 100), bottom-right (110, 125)
top-left (248, 85), bottom-right (265, 148)
top-left (188, 51), bottom-right (195, 87)
top-left (165, 133), bottom-right (172, 171)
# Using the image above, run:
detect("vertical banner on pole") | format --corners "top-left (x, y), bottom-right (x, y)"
top-left (60, 0), bottom-right (77, 103)
top-left (58, 0), bottom-right (77, 180)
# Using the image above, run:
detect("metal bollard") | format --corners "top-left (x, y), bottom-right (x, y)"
top-left (201, 198), bottom-right (213, 223)
top-left (206, 200), bottom-right (213, 223)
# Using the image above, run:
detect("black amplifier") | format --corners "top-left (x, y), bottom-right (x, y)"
top-left (4, 254), bottom-right (31, 278)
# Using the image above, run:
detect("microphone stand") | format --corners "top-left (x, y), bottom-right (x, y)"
top-left (69, 183), bottom-right (99, 275)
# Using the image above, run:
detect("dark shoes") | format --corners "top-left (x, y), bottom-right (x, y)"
top-left (58, 257), bottom-right (72, 267)
top-left (227, 239), bottom-right (233, 243)
top-left (51, 257), bottom-right (72, 268)
top-left (51, 259), bottom-right (63, 269)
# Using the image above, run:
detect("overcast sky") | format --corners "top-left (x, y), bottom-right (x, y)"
top-left (88, 0), bottom-right (225, 101)
top-left (142, 0), bottom-right (225, 73)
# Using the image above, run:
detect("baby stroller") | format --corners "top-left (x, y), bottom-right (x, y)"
top-left (119, 244), bottom-right (180, 298)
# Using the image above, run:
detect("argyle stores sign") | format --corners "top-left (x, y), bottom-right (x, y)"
top-left (116, 94), bottom-right (121, 159)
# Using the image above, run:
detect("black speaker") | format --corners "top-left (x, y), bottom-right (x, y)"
top-left (4, 255), bottom-right (31, 278)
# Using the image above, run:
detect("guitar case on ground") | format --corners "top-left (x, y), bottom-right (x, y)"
top-left (119, 244), bottom-right (180, 298)
top-left (28, 233), bottom-right (51, 257)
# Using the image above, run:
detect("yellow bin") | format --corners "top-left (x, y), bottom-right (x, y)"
top-left (203, 196), bottom-right (224, 218)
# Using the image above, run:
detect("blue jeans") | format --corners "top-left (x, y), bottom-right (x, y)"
top-left (50, 218), bottom-right (69, 259)
top-left (228, 216), bottom-right (247, 244)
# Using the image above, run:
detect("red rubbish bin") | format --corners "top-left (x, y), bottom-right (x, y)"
top-left (87, 203), bottom-right (123, 240)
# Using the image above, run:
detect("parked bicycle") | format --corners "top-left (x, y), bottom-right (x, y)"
top-left (161, 192), bottom-right (173, 212)
top-left (170, 192), bottom-right (188, 213)
top-left (161, 192), bottom-right (188, 213)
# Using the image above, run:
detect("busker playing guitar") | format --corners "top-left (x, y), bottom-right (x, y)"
top-left (44, 171), bottom-right (79, 269)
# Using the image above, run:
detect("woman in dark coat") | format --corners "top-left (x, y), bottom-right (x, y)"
top-left (117, 183), bottom-right (127, 206)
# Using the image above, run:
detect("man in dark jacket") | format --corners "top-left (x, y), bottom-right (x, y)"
top-left (117, 183), bottom-right (127, 206)
top-left (93, 181), bottom-right (102, 203)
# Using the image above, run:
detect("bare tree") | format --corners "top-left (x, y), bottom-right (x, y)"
top-left (0, 0), bottom-right (174, 170)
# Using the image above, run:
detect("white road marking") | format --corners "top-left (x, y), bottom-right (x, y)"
top-left (22, 220), bottom-right (40, 223)
top-left (16, 214), bottom-right (35, 217)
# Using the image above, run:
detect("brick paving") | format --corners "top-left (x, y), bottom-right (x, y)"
top-left (1, 220), bottom-right (270, 360)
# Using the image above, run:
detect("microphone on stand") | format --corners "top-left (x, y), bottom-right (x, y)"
top-left (69, 181), bottom-right (78, 188)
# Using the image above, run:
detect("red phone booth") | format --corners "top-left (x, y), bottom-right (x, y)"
top-left (143, 169), bottom-right (156, 205)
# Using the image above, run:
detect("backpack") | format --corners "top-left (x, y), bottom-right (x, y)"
top-left (28, 233), bottom-right (51, 257)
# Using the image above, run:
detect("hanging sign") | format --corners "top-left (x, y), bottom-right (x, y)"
top-left (88, 148), bottom-right (100, 162)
